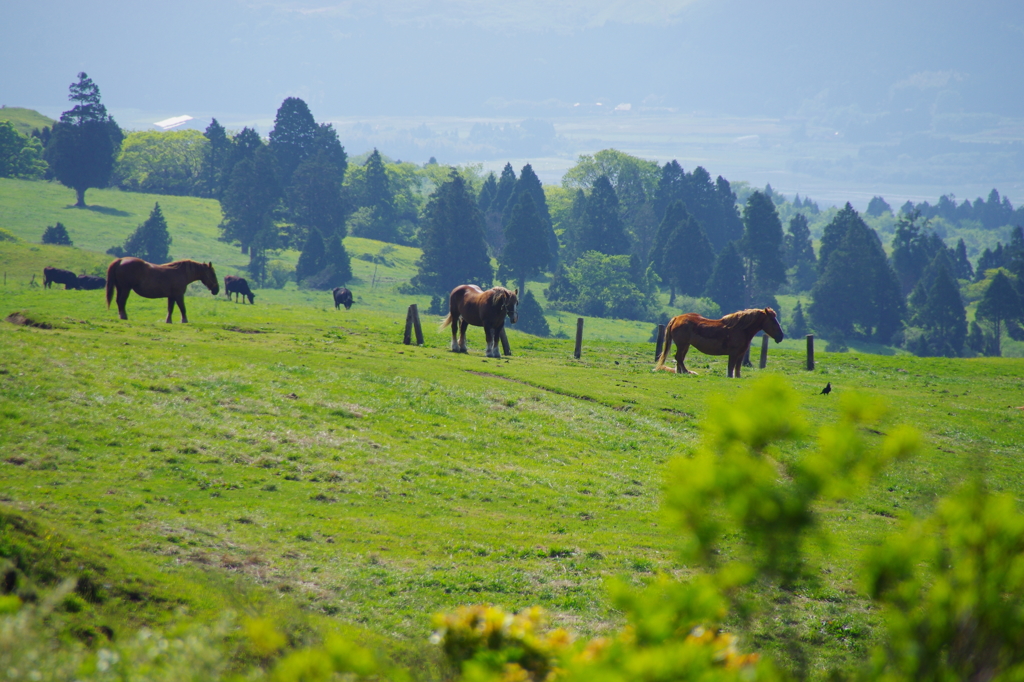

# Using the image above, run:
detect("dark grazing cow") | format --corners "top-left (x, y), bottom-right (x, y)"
top-left (332, 287), bottom-right (353, 310)
top-left (224, 275), bottom-right (255, 304)
top-left (43, 266), bottom-right (79, 290)
top-left (76, 274), bottom-right (106, 290)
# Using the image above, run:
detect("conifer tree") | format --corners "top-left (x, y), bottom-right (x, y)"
top-left (515, 290), bottom-right (551, 337)
top-left (704, 241), bottom-right (746, 314)
top-left (785, 214), bottom-right (817, 291)
top-left (789, 300), bottom-right (808, 338)
top-left (120, 203), bottom-right (172, 263)
top-left (41, 222), bottom-right (73, 246)
top-left (976, 271), bottom-right (1023, 356)
top-left (810, 205), bottom-right (905, 341)
top-left (490, 163), bottom-right (516, 216)
top-left (352, 149), bottom-right (398, 242)
top-left (866, 196), bottom-right (892, 217)
top-left (502, 164), bottom-right (557, 266)
top-left (653, 160), bottom-right (686, 223)
top-left (741, 191), bottom-right (787, 300)
top-left (559, 190), bottom-right (588, 264)
top-left (199, 118), bottom-right (234, 199)
top-left (911, 256), bottom-right (967, 356)
top-left (498, 192), bottom-right (551, 294)
top-left (412, 170), bottom-right (492, 296)
top-left (219, 146), bottom-right (280, 258)
top-left (579, 176), bottom-right (630, 256)
top-left (483, 164), bottom-right (516, 255)
top-left (654, 201), bottom-right (714, 304)
top-left (287, 151), bottom-right (347, 249)
top-left (296, 228), bottom-right (326, 283)
top-left (478, 173), bottom-right (497, 214)
top-left (268, 97), bottom-right (318, 188)
top-left (310, 230), bottom-right (352, 290)
top-left (890, 210), bottom-right (949, 296)
top-left (45, 73), bottom-right (123, 207)
top-left (953, 238), bottom-right (974, 280)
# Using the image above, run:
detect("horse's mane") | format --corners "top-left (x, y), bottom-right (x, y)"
top-left (490, 287), bottom-right (515, 306)
top-left (719, 307), bottom-right (774, 329)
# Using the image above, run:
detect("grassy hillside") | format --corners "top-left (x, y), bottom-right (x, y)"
top-left (0, 107), bottom-right (55, 137)
top-left (2, 273), bottom-right (1023, 677)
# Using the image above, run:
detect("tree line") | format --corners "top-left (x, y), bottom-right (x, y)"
top-left (14, 73), bottom-right (1024, 355)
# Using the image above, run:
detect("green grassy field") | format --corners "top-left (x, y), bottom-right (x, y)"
top-left (3, 178), bottom-right (1024, 678)
top-left (2, 274), bottom-right (1024, 678)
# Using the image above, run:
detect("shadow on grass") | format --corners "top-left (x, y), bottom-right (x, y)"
top-left (65, 204), bottom-right (132, 217)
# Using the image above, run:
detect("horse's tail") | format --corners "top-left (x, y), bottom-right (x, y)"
top-left (439, 312), bottom-right (454, 331)
top-left (656, 318), bottom-right (675, 369)
top-left (105, 259), bottom-right (119, 309)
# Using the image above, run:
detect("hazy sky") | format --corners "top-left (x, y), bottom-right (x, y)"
top-left (5, 0), bottom-right (1022, 121)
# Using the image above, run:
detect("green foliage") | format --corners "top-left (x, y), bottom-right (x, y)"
top-left (287, 151), bottom-right (347, 248)
top-left (784, 214), bottom-right (817, 292)
top-left (515, 289), bottom-right (551, 337)
top-left (498, 192), bottom-right (552, 293)
top-left (113, 203), bottom-right (172, 264)
top-left (810, 204), bottom-right (905, 342)
top-left (906, 254), bottom-right (967, 357)
top-left (296, 228), bottom-right (326, 283)
top-left (561, 149), bottom-right (660, 199)
top-left (41, 222), bottom-right (72, 246)
top-left (741, 191), bottom-right (787, 299)
top-left (653, 201), bottom-right (715, 303)
top-left (268, 97), bottom-right (319, 188)
top-left (578, 176), bottom-right (630, 257)
top-left (44, 72), bottom-right (124, 207)
top-left (0, 121), bottom-right (47, 180)
top-left (112, 129), bottom-right (208, 196)
top-left (502, 164), bottom-right (557, 266)
top-left (975, 270), bottom-right (1023, 356)
top-left (704, 241), bottom-right (746, 314)
top-left (412, 170), bottom-right (492, 296)
top-left (865, 484), bottom-right (1024, 681)
top-left (561, 250), bottom-right (659, 321)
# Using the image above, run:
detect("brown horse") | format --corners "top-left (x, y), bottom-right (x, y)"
top-left (656, 307), bottom-right (784, 378)
top-left (106, 257), bottom-right (219, 323)
top-left (440, 285), bottom-right (518, 357)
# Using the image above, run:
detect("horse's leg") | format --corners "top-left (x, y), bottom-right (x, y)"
top-left (116, 286), bottom-right (130, 320)
top-left (728, 353), bottom-right (741, 378)
top-left (459, 320), bottom-right (469, 353)
top-left (675, 342), bottom-right (696, 375)
top-left (166, 297), bottom-right (176, 323)
top-left (485, 325), bottom-right (498, 358)
top-left (177, 295), bottom-right (188, 323)
top-left (450, 315), bottom-right (460, 352)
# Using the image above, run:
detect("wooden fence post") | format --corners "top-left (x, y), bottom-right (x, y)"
top-left (574, 318), bottom-right (584, 359)
top-left (759, 333), bottom-right (770, 369)
top-left (743, 341), bottom-right (753, 367)
top-left (410, 304), bottom-right (424, 346)
top-left (654, 324), bottom-right (666, 362)
top-left (499, 328), bottom-right (511, 356)
top-left (806, 334), bottom-right (815, 370)
top-left (403, 306), bottom-right (413, 345)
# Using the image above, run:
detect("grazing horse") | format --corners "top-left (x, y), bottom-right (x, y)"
top-left (441, 285), bottom-right (518, 358)
top-left (656, 307), bottom-right (784, 378)
top-left (332, 286), bottom-right (353, 310)
top-left (105, 257), bottom-right (219, 323)
top-left (224, 275), bottom-right (255, 304)
top-left (43, 267), bottom-right (79, 290)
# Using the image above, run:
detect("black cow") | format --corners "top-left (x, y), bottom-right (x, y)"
top-left (332, 287), bottom-right (353, 310)
top-left (76, 274), bottom-right (106, 290)
top-left (43, 266), bottom-right (79, 290)
top-left (224, 275), bottom-right (255, 304)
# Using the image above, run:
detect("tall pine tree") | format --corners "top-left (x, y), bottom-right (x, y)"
top-left (287, 151), bottom-right (347, 249)
top-left (741, 191), bottom-right (787, 301)
top-left (199, 118), bottom-right (234, 199)
top-left (502, 164), bottom-right (558, 267)
top-left (653, 201), bottom-right (714, 304)
top-left (219, 145), bottom-right (280, 260)
top-left (268, 97), bottom-right (318, 188)
top-left (704, 241), bottom-right (747, 314)
top-left (976, 271), bottom-right (1023, 357)
top-left (579, 176), bottom-right (630, 256)
top-left (45, 73), bottom-right (123, 207)
top-left (118, 203), bottom-right (172, 263)
top-left (498, 192), bottom-right (551, 294)
top-left (910, 254), bottom-right (967, 356)
top-left (412, 170), bottom-right (492, 297)
top-left (784, 213), bottom-right (817, 292)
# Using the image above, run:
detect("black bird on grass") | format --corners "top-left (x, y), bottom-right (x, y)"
top-left (820, 382), bottom-right (832, 395)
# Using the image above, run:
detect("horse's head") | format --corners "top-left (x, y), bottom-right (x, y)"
top-left (762, 307), bottom-right (784, 343)
top-left (495, 288), bottom-right (519, 324)
top-left (202, 262), bottom-right (220, 296)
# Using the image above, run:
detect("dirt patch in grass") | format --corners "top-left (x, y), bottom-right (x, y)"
top-left (4, 312), bottom-right (57, 329)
